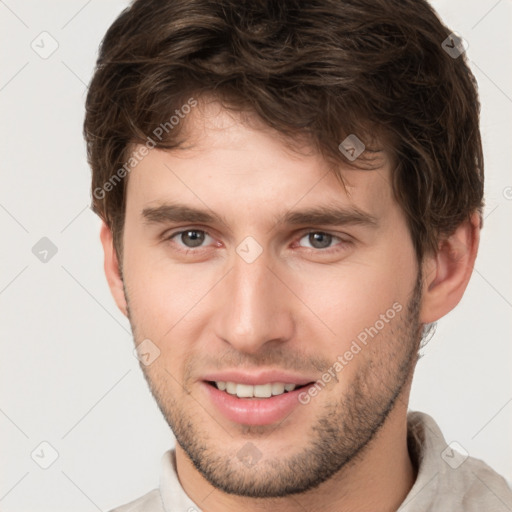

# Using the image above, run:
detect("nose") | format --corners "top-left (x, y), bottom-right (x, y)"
top-left (214, 247), bottom-right (295, 354)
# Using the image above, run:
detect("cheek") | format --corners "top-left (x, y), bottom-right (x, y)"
top-left (122, 242), bottom-right (220, 344)
top-left (291, 248), bottom-right (416, 352)
top-left (123, 260), bottom-right (206, 385)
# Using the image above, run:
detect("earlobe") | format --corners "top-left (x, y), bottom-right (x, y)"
top-left (419, 212), bottom-right (481, 324)
top-left (99, 222), bottom-right (128, 317)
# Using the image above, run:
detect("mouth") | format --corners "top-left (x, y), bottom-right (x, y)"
top-left (205, 380), bottom-right (313, 399)
top-left (201, 377), bottom-right (317, 426)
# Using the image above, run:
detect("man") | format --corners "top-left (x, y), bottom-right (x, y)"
top-left (84, 0), bottom-right (512, 510)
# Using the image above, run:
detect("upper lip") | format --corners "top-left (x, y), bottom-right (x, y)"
top-left (201, 370), bottom-right (316, 386)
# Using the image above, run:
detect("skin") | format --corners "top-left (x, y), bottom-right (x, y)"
top-left (101, 99), bottom-right (480, 512)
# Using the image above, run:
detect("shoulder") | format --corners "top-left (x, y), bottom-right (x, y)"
top-left (406, 411), bottom-right (512, 511)
top-left (456, 456), bottom-right (512, 511)
top-left (107, 488), bottom-right (164, 512)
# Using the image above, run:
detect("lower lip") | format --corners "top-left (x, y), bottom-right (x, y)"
top-left (201, 382), bottom-right (312, 426)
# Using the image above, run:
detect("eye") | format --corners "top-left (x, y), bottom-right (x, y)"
top-left (167, 229), bottom-right (215, 249)
top-left (297, 231), bottom-right (345, 250)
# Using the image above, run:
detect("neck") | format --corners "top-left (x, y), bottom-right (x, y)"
top-left (175, 395), bottom-right (416, 512)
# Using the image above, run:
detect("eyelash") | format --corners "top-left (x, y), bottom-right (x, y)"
top-left (163, 228), bottom-right (352, 254)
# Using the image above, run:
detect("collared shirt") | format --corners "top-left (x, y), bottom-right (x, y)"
top-left (109, 411), bottom-right (512, 511)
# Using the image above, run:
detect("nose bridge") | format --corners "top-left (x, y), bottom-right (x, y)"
top-left (216, 246), bottom-right (292, 353)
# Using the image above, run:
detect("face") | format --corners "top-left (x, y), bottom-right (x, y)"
top-left (118, 102), bottom-right (422, 497)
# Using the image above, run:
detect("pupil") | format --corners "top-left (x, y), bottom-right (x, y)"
top-left (183, 230), bottom-right (204, 247)
top-left (310, 232), bottom-right (331, 249)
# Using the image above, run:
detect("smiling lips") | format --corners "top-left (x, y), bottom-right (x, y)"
top-left (201, 371), bottom-right (316, 425)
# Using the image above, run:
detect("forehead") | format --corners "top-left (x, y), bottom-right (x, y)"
top-left (125, 102), bottom-right (395, 223)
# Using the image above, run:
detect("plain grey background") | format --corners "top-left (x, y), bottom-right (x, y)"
top-left (1, 0), bottom-right (511, 510)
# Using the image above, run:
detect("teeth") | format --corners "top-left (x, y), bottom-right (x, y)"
top-left (236, 384), bottom-right (254, 398)
top-left (226, 382), bottom-right (237, 394)
top-left (271, 382), bottom-right (285, 395)
top-left (214, 381), bottom-right (298, 398)
top-left (254, 384), bottom-right (272, 398)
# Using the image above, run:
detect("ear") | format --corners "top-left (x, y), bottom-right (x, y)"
top-left (419, 212), bottom-right (481, 323)
top-left (99, 222), bottom-right (128, 317)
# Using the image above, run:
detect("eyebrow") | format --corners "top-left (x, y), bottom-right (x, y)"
top-left (279, 205), bottom-right (378, 228)
top-left (143, 204), bottom-right (222, 224)
top-left (141, 202), bottom-right (378, 229)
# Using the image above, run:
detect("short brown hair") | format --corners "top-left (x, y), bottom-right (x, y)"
top-left (84, 0), bottom-right (484, 261)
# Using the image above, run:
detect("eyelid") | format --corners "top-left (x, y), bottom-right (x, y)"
top-left (163, 224), bottom-right (211, 237)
